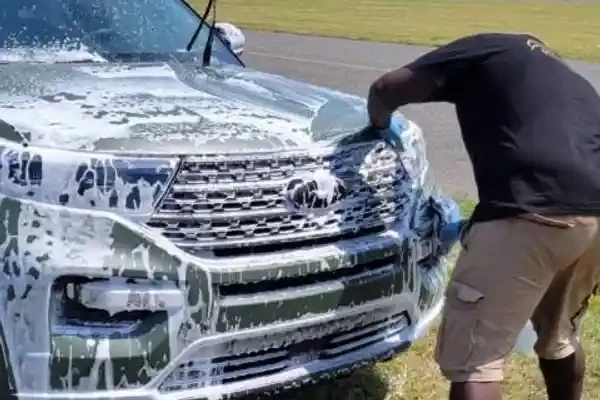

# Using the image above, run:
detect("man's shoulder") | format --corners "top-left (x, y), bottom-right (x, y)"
top-left (448, 32), bottom-right (534, 49)
top-left (441, 32), bottom-right (563, 64)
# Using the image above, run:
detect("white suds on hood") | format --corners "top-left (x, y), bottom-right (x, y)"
top-left (0, 46), bottom-right (106, 64)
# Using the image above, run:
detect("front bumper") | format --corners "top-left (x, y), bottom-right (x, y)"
top-left (1, 188), bottom-right (460, 399)
top-left (21, 291), bottom-right (445, 400)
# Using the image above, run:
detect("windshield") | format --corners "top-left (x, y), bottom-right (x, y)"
top-left (0, 0), bottom-right (241, 65)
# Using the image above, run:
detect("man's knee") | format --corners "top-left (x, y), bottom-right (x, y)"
top-left (435, 315), bottom-right (506, 382)
top-left (534, 336), bottom-right (577, 360)
top-left (437, 355), bottom-right (505, 383)
top-left (434, 280), bottom-right (508, 383)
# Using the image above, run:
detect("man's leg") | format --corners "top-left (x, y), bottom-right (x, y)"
top-left (435, 216), bottom-right (598, 400)
top-left (538, 343), bottom-right (585, 400)
top-left (449, 382), bottom-right (501, 400)
top-left (531, 216), bottom-right (600, 400)
top-left (532, 277), bottom-right (588, 400)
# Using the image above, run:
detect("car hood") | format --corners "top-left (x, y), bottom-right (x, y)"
top-left (0, 58), bottom-right (375, 154)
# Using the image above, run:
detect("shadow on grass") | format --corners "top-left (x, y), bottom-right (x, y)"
top-left (250, 366), bottom-right (389, 400)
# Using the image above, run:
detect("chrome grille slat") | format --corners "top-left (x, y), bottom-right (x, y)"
top-left (329, 313), bottom-right (407, 345)
top-left (321, 322), bottom-right (403, 358)
top-left (152, 198), bottom-right (397, 222)
top-left (147, 142), bottom-right (408, 254)
top-left (176, 156), bottom-right (325, 185)
top-left (218, 360), bottom-right (291, 382)
top-left (163, 359), bottom-right (289, 390)
top-left (154, 193), bottom-right (382, 219)
top-left (151, 207), bottom-right (289, 220)
top-left (171, 180), bottom-right (288, 191)
top-left (175, 165), bottom-right (316, 185)
top-left (215, 349), bottom-right (289, 367)
top-left (153, 214), bottom-right (398, 250)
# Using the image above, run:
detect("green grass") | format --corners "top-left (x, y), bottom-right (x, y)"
top-left (214, 0), bottom-right (600, 62)
top-left (258, 199), bottom-right (600, 400)
top-left (458, 198), bottom-right (476, 217)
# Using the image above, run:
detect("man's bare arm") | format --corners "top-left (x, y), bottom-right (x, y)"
top-left (367, 67), bottom-right (442, 129)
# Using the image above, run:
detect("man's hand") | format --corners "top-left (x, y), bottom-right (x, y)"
top-left (367, 78), bottom-right (394, 130)
top-left (373, 119), bottom-right (404, 150)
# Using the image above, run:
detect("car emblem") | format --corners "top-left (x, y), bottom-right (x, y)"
top-left (285, 169), bottom-right (348, 212)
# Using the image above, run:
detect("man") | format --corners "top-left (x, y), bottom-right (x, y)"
top-left (367, 33), bottom-right (600, 400)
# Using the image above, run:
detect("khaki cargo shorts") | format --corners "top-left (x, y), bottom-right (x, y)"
top-left (435, 214), bottom-right (600, 383)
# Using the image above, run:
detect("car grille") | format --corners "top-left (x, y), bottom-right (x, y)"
top-left (146, 141), bottom-right (410, 256)
top-left (159, 311), bottom-right (409, 392)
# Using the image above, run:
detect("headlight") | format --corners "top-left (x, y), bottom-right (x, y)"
top-left (399, 120), bottom-right (429, 185)
top-left (357, 140), bottom-right (401, 183)
top-left (354, 117), bottom-right (428, 192)
top-left (324, 129), bottom-right (411, 232)
top-left (0, 143), bottom-right (179, 217)
top-left (327, 115), bottom-right (430, 230)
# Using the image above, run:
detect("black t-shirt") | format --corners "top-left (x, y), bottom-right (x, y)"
top-left (405, 33), bottom-right (600, 222)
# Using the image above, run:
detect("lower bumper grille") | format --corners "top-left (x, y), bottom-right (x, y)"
top-left (159, 312), bottom-right (410, 392)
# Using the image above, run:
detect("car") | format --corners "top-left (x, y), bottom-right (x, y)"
top-left (0, 0), bottom-right (462, 399)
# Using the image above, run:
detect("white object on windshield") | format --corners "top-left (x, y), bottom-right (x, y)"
top-left (215, 22), bottom-right (245, 57)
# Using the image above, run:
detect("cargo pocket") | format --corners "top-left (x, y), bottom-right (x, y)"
top-left (436, 281), bottom-right (484, 373)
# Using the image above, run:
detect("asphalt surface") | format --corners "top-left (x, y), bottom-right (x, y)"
top-left (242, 30), bottom-right (600, 198)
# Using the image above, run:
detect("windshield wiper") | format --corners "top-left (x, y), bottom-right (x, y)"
top-left (186, 0), bottom-right (218, 67)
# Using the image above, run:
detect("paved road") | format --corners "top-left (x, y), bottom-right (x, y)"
top-left (242, 30), bottom-right (600, 198)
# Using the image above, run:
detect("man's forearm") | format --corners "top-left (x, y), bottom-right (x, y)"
top-left (367, 67), bottom-right (440, 128)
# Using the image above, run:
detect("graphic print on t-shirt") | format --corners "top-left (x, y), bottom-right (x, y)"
top-left (526, 38), bottom-right (559, 58)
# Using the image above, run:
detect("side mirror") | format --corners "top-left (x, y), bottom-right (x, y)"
top-left (215, 22), bottom-right (245, 57)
